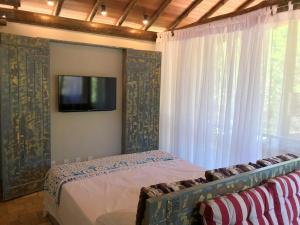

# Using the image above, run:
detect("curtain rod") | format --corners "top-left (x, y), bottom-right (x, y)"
top-left (174, 0), bottom-right (300, 31)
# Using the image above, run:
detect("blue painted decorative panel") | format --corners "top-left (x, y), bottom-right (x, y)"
top-left (0, 33), bottom-right (51, 200)
top-left (122, 49), bottom-right (161, 154)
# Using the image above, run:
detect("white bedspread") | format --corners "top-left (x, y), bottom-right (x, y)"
top-left (44, 159), bottom-right (205, 225)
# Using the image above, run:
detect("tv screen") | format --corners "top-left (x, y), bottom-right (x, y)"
top-left (58, 75), bottom-right (116, 112)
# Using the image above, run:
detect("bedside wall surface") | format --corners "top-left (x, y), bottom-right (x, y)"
top-left (50, 42), bottom-right (123, 163)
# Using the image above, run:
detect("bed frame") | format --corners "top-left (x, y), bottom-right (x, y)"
top-left (141, 158), bottom-right (300, 225)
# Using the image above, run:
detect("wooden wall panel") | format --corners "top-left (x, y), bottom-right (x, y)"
top-left (122, 49), bottom-right (161, 154)
top-left (0, 33), bottom-right (51, 200)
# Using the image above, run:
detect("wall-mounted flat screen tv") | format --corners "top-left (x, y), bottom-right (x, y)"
top-left (58, 75), bottom-right (116, 112)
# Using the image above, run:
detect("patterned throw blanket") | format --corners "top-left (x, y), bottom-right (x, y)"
top-left (44, 150), bottom-right (176, 204)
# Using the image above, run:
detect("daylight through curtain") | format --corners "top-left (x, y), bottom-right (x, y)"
top-left (263, 11), bottom-right (300, 157)
top-left (157, 7), bottom-right (300, 169)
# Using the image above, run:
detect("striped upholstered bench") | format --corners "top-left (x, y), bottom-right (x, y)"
top-left (199, 170), bottom-right (300, 224)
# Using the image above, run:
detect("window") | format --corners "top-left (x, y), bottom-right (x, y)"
top-left (262, 21), bottom-right (300, 156)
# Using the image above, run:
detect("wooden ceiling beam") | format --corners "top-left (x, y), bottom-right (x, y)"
top-left (0, 0), bottom-right (20, 8)
top-left (0, 8), bottom-right (157, 41)
top-left (177, 0), bottom-right (294, 30)
top-left (168, 0), bottom-right (204, 30)
top-left (53, 0), bottom-right (64, 16)
top-left (235, 0), bottom-right (256, 11)
top-left (87, 0), bottom-right (101, 22)
top-left (143, 0), bottom-right (172, 31)
top-left (198, 0), bottom-right (230, 23)
top-left (116, 0), bottom-right (138, 26)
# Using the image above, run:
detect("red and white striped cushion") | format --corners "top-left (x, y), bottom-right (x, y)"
top-left (265, 170), bottom-right (300, 225)
top-left (199, 185), bottom-right (278, 225)
top-left (245, 186), bottom-right (279, 225)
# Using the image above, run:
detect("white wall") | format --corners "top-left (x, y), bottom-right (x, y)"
top-left (0, 22), bottom-right (156, 51)
top-left (50, 42), bottom-right (123, 163)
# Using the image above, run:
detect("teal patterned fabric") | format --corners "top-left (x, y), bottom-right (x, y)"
top-left (44, 150), bottom-right (176, 204)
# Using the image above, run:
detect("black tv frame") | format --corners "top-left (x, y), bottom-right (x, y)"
top-left (58, 75), bottom-right (116, 112)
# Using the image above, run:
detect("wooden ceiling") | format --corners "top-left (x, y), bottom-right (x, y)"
top-left (0, 0), bottom-right (292, 41)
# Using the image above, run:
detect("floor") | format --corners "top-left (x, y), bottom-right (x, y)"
top-left (0, 192), bottom-right (51, 225)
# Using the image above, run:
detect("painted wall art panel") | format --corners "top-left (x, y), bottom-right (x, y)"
top-left (122, 49), bottom-right (161, 154)
top-left (0, 33), bottom-right (51, 200)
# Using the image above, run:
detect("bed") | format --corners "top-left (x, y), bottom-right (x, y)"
top-left (44, 150), bottom-right (206, 225)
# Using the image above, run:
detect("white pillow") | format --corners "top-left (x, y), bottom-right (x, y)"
top-left (96, 210), bottom-right (136, 225)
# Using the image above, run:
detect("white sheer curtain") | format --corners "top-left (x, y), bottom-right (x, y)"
top-left (263, 9), bottom-right (300, 157)
top-left (157, 7), bottom-right (300, 169)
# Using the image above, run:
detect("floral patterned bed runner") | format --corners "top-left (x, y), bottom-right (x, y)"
top-left (44, 150), bottom-right (176, 204)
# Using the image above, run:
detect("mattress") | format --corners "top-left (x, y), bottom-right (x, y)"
top-left (44, 154), bottom-right (205, 225)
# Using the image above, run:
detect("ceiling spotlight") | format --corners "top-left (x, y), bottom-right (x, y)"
top-left (101, 4), bottom-right (107, 16)
top-left (143, 15), bottom-right (149, 25)
top-left (47, 0), bottom-right (54, 6)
